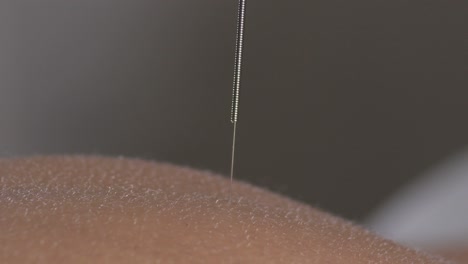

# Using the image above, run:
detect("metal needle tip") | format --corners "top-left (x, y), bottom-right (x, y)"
top-left (229, 121), bottom-right (237, 202)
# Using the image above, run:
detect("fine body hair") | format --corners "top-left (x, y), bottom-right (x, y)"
top-left (0, 156), bottom-right (451, 263)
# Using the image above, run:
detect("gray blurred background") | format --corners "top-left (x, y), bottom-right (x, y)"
top-left (0, 0), bottom-right (467, 220)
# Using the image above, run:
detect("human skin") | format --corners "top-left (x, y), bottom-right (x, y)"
top-left (0, 156), bottom-right (453, 263)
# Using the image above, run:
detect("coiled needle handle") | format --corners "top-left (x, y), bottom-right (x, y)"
top-left (230, 0), bottom-right (247, 199)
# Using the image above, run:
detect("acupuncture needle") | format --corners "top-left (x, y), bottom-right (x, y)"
top-left (229, 0), bottom-right (247, 201)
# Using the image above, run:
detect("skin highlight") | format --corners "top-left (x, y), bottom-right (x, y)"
top-left (0, 156), bottom-right (452, 263)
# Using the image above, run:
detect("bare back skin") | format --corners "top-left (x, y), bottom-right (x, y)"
top-left (0, 156), bottom-right (453, 263)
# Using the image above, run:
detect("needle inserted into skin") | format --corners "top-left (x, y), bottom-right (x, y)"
top-left (230, 0), bottom-right (247, 201)
top-left (229, 121), bottom-right (237, 202)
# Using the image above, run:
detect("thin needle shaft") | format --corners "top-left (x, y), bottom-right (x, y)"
top-left (230, 0), bottom-right (247, 200)
top-left (229, 121), bottom-right (237, 201)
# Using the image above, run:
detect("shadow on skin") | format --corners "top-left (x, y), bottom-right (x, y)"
top-left (0, 156), bottom-right (450, 263)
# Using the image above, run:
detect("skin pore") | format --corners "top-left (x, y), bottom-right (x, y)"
top-left (0, 156), bottom-right (454, 263)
